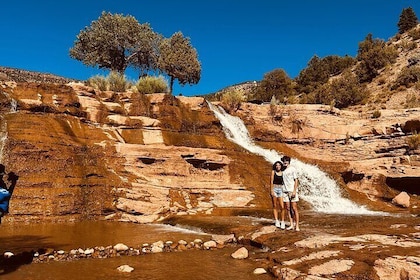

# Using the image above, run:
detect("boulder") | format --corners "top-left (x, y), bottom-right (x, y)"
top-left (117, 265), bottom-right (134, 273)
top-left (392, 191), bottom-right (410, 208)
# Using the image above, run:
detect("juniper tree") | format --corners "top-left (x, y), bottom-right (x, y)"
top-left (254, 69), bottom-right (295, 102)
top-left (158, 32), bottom-right (201, 94)
top-left (70, 12), bottom-right (160, 74)
top-left (398, 7), bottom-right (418, 34)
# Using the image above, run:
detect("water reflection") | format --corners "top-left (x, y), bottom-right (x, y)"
top-left (0, 221), bottom-right (211, 253)
top-left (0, 218), bottom-right (276, 280)
top-left (1, 249), bottom-right (272, 280)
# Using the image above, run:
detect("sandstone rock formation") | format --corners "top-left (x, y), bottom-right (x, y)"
top-left (0, 76), bottom-right (418, 223)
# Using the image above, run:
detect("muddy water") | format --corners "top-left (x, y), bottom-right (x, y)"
top-left (0, 220), bottom-right (272, 280)
top-left (0, 210), bottom-right (419, 280)
top-left (1, 249), bottom-right (272, 280)
top-left (0, 221), bottom-right (211, 253)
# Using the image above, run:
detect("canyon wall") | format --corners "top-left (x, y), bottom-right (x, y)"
top-left (0, 81), bottom-right (418, 223)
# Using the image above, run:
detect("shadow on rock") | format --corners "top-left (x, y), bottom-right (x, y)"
top-left (0, 250), bottom-right (34, 275)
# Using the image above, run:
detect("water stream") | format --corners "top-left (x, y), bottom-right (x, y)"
top-left (208, 102), bottom-right (381, 215)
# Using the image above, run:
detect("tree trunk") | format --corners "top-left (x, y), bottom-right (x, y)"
top-left (169, 76), bottom-right (174, 95)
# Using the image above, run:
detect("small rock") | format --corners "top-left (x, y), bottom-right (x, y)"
top-left (231, 247), bottom-right (248, 259)
top-left (117, 265), bottom-right (134, 273)
top-left (253, 268), bottom-right (267, 274)
top-left (113, 243), bottom-right (129, 252)
top-left (212, 234), bottom-right (235, 245)
top-left (151, 246), bottom-right (163, 253)
top-left (84, 248), bottom-right (94, 255)
top-left (203, 240), bottom-right (217, 249)
top-left (4, 252), bottom-right (14, 258)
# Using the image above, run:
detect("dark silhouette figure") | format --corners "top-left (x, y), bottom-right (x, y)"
top-left (0, 250), bottom-right (34, 275)
top-left (0, 164), bottom-right (19, 224)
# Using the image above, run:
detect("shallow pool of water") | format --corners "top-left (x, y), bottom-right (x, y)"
top-left (1, 248), bottom-right (272, 280)
top-left (0, 219), bottom-right (274, 279)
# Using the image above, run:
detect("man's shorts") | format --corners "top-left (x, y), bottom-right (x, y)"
top-left (272, 185), bottom-right (284, 198)
top-left (283, 192), bottom-right (299, 202)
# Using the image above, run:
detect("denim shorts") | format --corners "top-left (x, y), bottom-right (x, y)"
top-left (272, 185), bottom-right (284, 198)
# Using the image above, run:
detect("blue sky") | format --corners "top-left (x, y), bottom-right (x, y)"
top-left (1, 1), bottom-right (419, 96)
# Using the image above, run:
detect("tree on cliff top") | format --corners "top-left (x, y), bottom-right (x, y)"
top-left (253, 68), bottom-right (295, 102)
top-left (398, 7), bottom-right (418, 34)
top-left (158, 32), bottom-right (201, 94)
top-left (356, 33), bottom-right (398, 83)
top-left (70, 12), bottom-right (160, 74)
top-left (295, 55), bottom-right (355, 94)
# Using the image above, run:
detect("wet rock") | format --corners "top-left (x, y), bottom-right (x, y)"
top-left (203, 240), bottom-right (217, 249)
top-left (390, 224), bottom-right (408, 229)
top-left (392, 191), bottom-right (410, 208)
top-left (272, 267), bottom-right (300, 280)
top-left (117, 265), bottom-right (134, 273)
top-left (374, 256), bottom-right (420, 280)
top-left (231, 247), bottom-right (248, 259)
top-left (151, 246), bottom-right (163, 253)
top-left (211, 234), bottom-right (235, 245)
top-left (193, 239), bottom-right (203, 244)
top-left (304, 276), bottom-right (331, 280)
top-left (282, 250), bottom-right (341, 266)
top-left (178, 240), bottom-right (187, 245)
top-left (251, 225), bottom-right (277, 240)
top-left (84, 248), bottom-right (94, 255)
top-left (113, 243), bottom-right (129, 252)
top-left (4, 252), bottom-right (14, 258)
top-left (253, 268), bottom-right (267, 275)
top-left (308, 259), bottom-right (354, 275)
top-left (151, 241), bottom-right (164, 253)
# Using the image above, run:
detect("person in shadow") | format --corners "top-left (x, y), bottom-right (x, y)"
top-left (0, 164), bottom-right (19, 224)
top-left (0, 250), bottom-right (34, 275)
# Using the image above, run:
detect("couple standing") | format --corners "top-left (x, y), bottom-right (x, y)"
top-left (270, 156), bottom-right (300, 231)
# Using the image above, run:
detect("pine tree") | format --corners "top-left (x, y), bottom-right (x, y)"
top-left (398, 7), bottom-right (418, 34)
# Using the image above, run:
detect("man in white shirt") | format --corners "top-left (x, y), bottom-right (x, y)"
top-left (282, 156), bottom-right (300, 231)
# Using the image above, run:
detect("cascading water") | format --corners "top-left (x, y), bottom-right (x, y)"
top-left (208, 102), bottom-right (382, 215)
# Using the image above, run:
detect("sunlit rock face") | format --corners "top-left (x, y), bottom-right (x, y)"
top-left (235, 103), bottom-right (420, 212)
top-left (0, 82), bottom-right (264, 223)
top-left (0, 79), bottom-right (418, 223)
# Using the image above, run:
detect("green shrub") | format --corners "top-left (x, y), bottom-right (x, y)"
top-left (408, 28), bottom-right (420, 40)
top-left (221, 90), bottom-right (243, 112)
top-left (392, 66), bottom-right (420, 89)
top-left (108, 71), bottom-right (130, 92)
top-left (296, 55), bottom-right (355, 95)
top-left (254, 68), bottom-right (295, 102)
top-left (134, 75), bottom-right (169, 94)
top-left (372, 110), bottom-right (381, 118)
top-left (316, 71), bottom-right (368, 108)
top-left (405, 92), bottom-right (420, 108)
top-left (87, 75), bottom-right (108, 91)
top-left (406, 131), bottom-right (420, 150)
top-left (398, 39), bottom-right (418, 51)
top-left (356, 34), bottom-right (398, 83)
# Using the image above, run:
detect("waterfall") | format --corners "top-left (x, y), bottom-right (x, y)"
top-left (208, 102), bottom-right (381, 215)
